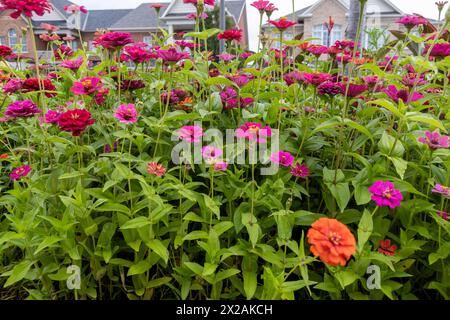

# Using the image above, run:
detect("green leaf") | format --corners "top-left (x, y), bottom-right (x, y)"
top-left (242, 214), bottom-right (260, 248)
top-left (389, 157), bottom-right (408, 180)
top-left (378, 131), bottom-right (404, 157)
top-left (120, 217), bottom-right (151, 230)
top-left (127, 260), bottom-right (151, 276)
top-left (357, 209), bottom-right (373, 253)
top-left (148, 239), bottom-right (169, 264)
top-left (96, 203), bottom-right (131, 215)
top-left (3, 260), bottom-right (34, 287)
top-left (334, 270), bottom-right (360, 289)
top-left (146, 277), bottom-right (172, 289)
top-left (34, 236), bottom-right (63, 255)
top-left (406, 112), bottom-right (447, 132)
top-left (343, 118), bottom-right (374, 143)
top-left (370, 99), bottom-right (404, 118)
top-left (242, 255), bottom-right (258, 300)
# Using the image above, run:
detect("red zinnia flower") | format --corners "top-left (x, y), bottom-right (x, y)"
top-left (0, 0), bottom-right (52, 19)
top-left (268, 17), bottom-right (296, 31)
top-left (378, 239), bottom-right (397, 256)
top-left (147, 162), bottom-right (167, 177)
top-left (94, 32), bottom-right (134, 50)
top-left (22, 78), bottom-right (56, 97)
top-left (57, 109), bottom-right (95, 136)
top-left (218, 29), bottom-right (243, 42)
top-left (0, 45), bottom-right (13, 59)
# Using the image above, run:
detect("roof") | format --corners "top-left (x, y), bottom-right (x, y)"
top-left (110, 4), bottom-right (168, 30)
top-left (84, 9), bottom-right (133, 31)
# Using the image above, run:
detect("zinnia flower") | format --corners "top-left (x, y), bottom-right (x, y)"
top-left (42, 110), bottom-right (61, 124)
top-left (268, 17), bottom-right (296, 31)
top-left (424, 43), bottom-right (450, 58)
top-left (183, 0), bottom-right (215, 6)
top-left (202, 146), bottom-right (223, 163)
top-left (157, 48), bottom-right (190, 63)
top-left (301, 72), bottom-right (332, 86)
top-left (290, 163), bottom-right (310, 178)
top-left (0, 0), bottom-right (52, 19)
top-left (432, 184), bottom-right (450, 197)
top-left (396, 15), bottom-right (429, 29)
top-left (317, 81), bottom-right (342, 96)
top-left (122, 45), bottom-right (153, 63)
top-left (5, 100), bottom-right (42, 119)
top-left (147, 162), bottom-right (166, 177)
top-left (3, 78), bottom-right (23, 94)
top-left (0, 45), bottom-right (13, 59)
top-left (22, 78), bottom-right (56, 97)
top-left (270, 151), bottom-right (294, 167)
top-left (57, 109), bottom-right (95, 136)
top-left (236, 122), bottom-right (272, 143)
top-left (60, 57), bottom-right (83, 70)
top-left (251, 0), bottom-right (271, 11)
top-left (438, 211), bottom-right (449, 221)
top-left (178, 125), bottom-right (204, 143)
top-left (368, 180), bottom-right (403, 209)
top-left (71, 76), bottom-right (103, 95)
top-left (64, 4), bottom-right (88, 14)
top-left (307, 218), bottom-right (356, 267)
top-left (218, 29), bottom-right (243, 42)
top-left (378, 239), bottom-right (397, 256)
top-left (383, 85), bottom-right (423, 103)
top-left (306, 45), bottom-right (329, 57)
top-left (418, 131), bottom-right (450, 149)
top-left (214, 162), bottom-right (228, 172)
top-left (338, 83), bottom-right (368, 97)
top-left (10, 165), bottom-right (31, 181)
top-left (114, 104), bottom-right (138, 124)
top-left (94, 32), bottom-right (133, 50)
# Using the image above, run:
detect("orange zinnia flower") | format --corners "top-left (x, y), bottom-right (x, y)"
top-left (307, 218), bottom-right (356, 267)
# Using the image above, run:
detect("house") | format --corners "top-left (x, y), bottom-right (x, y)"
top-left (0, 0), bottom-right (248, 60)
top-left (263, 0), bottom-right (410, 49)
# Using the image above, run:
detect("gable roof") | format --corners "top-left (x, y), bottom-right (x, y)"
top-left (299, 0), bottom-right (404, 17)
top-left (84, 9), bottom-right (134, 31)
top-left (110, 4), bottom-right (168, 30)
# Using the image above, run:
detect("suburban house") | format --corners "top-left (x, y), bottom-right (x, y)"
top-left (0, 0), bottom-right (249, 60)
top-left (263, 0), bottom-right (414, 49)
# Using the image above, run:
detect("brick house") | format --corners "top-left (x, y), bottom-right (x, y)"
top-left (0, 0), bottom-right (248, 60)
top-left (263, 0), bottom-right (409, 49)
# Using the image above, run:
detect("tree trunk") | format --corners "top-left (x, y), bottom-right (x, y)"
top-left (346, 0), bottom-right (361, 41)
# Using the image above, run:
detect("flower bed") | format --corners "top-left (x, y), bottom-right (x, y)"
top-left (0, 0), bottom-right (449, 300)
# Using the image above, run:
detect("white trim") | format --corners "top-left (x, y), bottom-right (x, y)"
top-left (301, 0), bottom-right (348, 16)
top-left (382, 0), bottom-right (405, 15)
top-left (161, 0), bottom-right (177, 19)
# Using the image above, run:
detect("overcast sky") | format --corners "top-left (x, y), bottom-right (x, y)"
top-left (72, 0), bottom-right (445, 50)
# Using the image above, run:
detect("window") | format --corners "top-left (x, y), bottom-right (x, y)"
top-left (0, 36), bottom-right (6, 45)
top-left (312, 24), bottom-right (342, 46)
top-left (8, 29), bottom-right (17, 47)
top-left (72, 40), bottom-right (78, 51)
top-left (21, 36), bottom-right (27, 52)
top-left (143, 36), bottom-right (152, 45)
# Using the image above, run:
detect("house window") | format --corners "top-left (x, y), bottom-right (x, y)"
top-left (8, 29), bottom-right (17, 47)
top-left (21, 36), bottom-right (27, 52)
top-left (72, 40), bottom-right (78, 51)
top-left (0, 36), bottom-right (6, 45)
top-left (143, 36), bottom-right (152, 45)
top-left (312, 24), bottom-right (342, 46)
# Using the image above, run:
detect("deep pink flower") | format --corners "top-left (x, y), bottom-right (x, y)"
top-left (54, 44), bottom-right (74, 60)
top-left (114, 104), bottom-right (138, 124)
top-left (438, 211), bottom-right (449, 221)
top-left (383, 85), bottom-right (423, 103)
top-left (57, 109), bottom-right (95, 136)
top-left (270, 151), bottom-right (294, 167)
top-left (147, 162), bottom-right (166, 177)
top-left (183, 0), bottom-right (215, 6)
top-left (0, 45), bottom-right (13, 59)
top-left (396, 15), bottom-right (429, 29)
top-left (71, 76), bottom-right (103, 95)
top-left (214, 162), bottom-right (228, 172)
top-left (268, 17), bottom-right (296, 31)
top-left (264, 3), bottom-right (278, 17)
top-left (157, 48), bottom-right (190, 63)
top-left (178, 125), bottom-right (204, 143)
top-left (219, 87), bottom-right (253, 109)
top-left (202, 146), bottom-right (223, 162)
top-left (218, 29), bottom-right (243, 42)
top-left (40, 23), bottom-right (59, 32)
top-left (402, 73), bottom-right (428, 87)
top-left (284, 71), bottom-right (303, 86)
top-left (338, 83), bottom-right (368, 97)
top-left (378, 239), bottom-right (397, 256)
top-left (42, 110), bottom-right (61, 124)
top-left (186, 12), bottom-right (208, 19)
top-left (10, 165), bottom-right (31, 181)
top-left (240, 52), bottom-right (254, 60)
top-left (3, 78), bottom-right (23, 94)
top-left (40, 33), bottom-right (61, 42)
top-left (432, 184), bottom-right (450, 197)
top-left (336, 54), bottom-right (352, 64)
top-left (318, 81), bottom-right (342, 96)
top-left (335, 40), bottom-right (355, 49)
top-left (418, 131), bottom-right (450, 149)
top-left (227, 73), bottom-right (252, 87)
top-left (94, 88), bottom-right (109, 105)
top-left (306, 45), bottom-right (329, 57)
top-left (122, 45), bottom-right (153, 63)
top-left (368, 180), bottom-right (403, 209)
top-left (175, 41), bottom-right (197, 50)
top-left (424, 43), bottom-right (450, 58)
top-left (0, 0), bottom-right (52, 19)
top-left (5, 100), bottom-right (41, 119)
top-left (94, 32), bottom-right (133, 50)
top-left (236, 122), bottom-right (272, 143)
top-left (60, 57), bottom-right (83, 70)
top-left (290, 163), bottom-right (310, 178)
top-left (218, 53), bottom-right (235, 61)
top-left (301, 72), bottom-right (332, 86)
top-left (251, 0), bottom-right (271, 11)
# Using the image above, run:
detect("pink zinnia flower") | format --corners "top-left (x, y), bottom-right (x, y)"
top-left (186, 12), bottom-right (208, 19)
top-left (71, 76), bottom-right (103, 95)
top-left (383, 85), bottom-right (423, 103)
top-left (432, 184), bottom-right (450, 198)
top-left (219, 87), bottom-right (254, 109)
top-left (147, 162), bottom-right (166, 177)
top-left (114, 104), bottom-right (138, 124)
top-left (3, 78), bottom-right (23, 94)
top-left (236, 122), bottom-right (272, 143)
top-left (157, 48), bottom-right (190, 63)
top-left (178, 125), bottom-right (204, 143)
top-left (338, 83), bottom-right (368, 98)
top-left (306, 45), bottom-right (329, 57)
top-left (290, 163), bottom-right (310, 178)
top-left (396, 15), bottom-right (429, 29)
top-left (418, 131), bottom-right (450, 149)
top-left (0, 45), bottom-right (13, 59)
top-left (10, 165), bottom-right (31, 181)
top-left (317, 81), bottom-right (342, 96)
top-left (438, 211), bottom-right (449, 221)
top-left (251, 0), bottom-right (271, 11)
top-left (378, 239), bottom-right (397, 256)
top-left (0, 0), bottom-right (52, 19)
top-left (94, 32), bottom-right (133, 50)
top-left (40, 22), bottom-right (59, 32)
top-left (5, 100), bottom-right (42, 119)
top-left (424, 43), bottom-right (450, 58)
top-left (57, 109), bottom-right (95, 136)
top-left (368, 180), bottom-right (403, 209)
top-left (60, 57), bottom-right (83, 70)
top-left (218, 29), bottom-right (243, 42)
top-left (218, 53), bottom-right (235, 62)
top-left (64, 4), bottom-right (88, 14)
top-left (214, 162), bottom-right (228, 172)
top-left (301, 72), bottom-right (332, 86)
top-left (183, 0), bottom-right (215, 6)
top-left (270, 151), bottom-right (294, 167)
top-left (268, 17), bottom-right (296, 31)
top-left (202, 146), bottom-right (223, 162)
top-left (122, 45), bottom-right (153, 63)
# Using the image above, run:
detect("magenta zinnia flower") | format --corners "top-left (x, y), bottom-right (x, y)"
top-left (396, 15), bottom-right (429, 29)
top-left (147, 162), bottom-right (166, 177)
top-left (94, 32), bottom-right (133, 50)
top-left (290, 163), bottom-right (310, 178)
top-left (183, 0), bottom-right (215, 6)
top-left (5, 100), bottom-right (42, 119)
top-left (178, 125), bottom-right (204, 143)
top-left (424, 43), bottom-right (450, 58)
top-left (60, 57), bottom-right (83, 70)
top-left (214, 162), bottom-right (228, 172)
top-left (3, 78), bottom-right (23, 94)
top-left (114, 104), bottom-right (138, 124)
top-left (202, 146), bottom-right (223, 162)
top-left (157, 48), bottom-right (190, 63)
top-left (368, 180), bottom-right (403, 209)
top-left (270, 151), bottom-right (294, 167)
top-left (41, 110), bottom-right (61, 124)
top-left (438, 211), bottom-right (449, 221)
top-left (71, 76), bottom-right (103, 95)
top-left (338, 83), bottom-right (368, 97)
top-left (418, 131), bottom-right (450, 149)
top-left (432, 184), bottom-right (450, 198)
top-left (251, 0), bottom-right (271, 11)
top-left (0, 0), bottom-right (52, 19)
top-left (268, 17), bottom-right (296, 31)
top-left (318, 81), bottom-right (342, 96)
top-left (10, 165), bottom-right (31, 181)
top-left (301, 72), bottom-right (332, 86)
top-left (383, 85), bottom-right (423, 103)
top-left (236, 122), bottom-right (272, 143)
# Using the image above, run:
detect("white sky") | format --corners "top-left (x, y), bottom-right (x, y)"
top-left (72, 0), bottom-right (445, 50)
